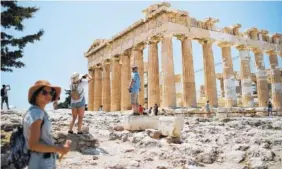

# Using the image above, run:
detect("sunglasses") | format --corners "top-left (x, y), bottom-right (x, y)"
top-left (41, 89), bottom-right (56, 97)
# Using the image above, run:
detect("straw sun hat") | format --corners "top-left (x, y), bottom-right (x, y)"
top-left (28, 80), bottom-right (61, 104)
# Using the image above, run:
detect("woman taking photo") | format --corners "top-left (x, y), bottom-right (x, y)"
top-left (68, 72), bottom-right (93, 134)
top-left (23, 80), bottom-right (71, 169)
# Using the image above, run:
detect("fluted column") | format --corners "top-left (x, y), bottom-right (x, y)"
top-left (148, 37), bottom-right (160, 108)
top-left (121, 51), bottom-right (131, 110)
top-left (267, 50), bottom-right (282, 109)
top-left (253, 49), bottom-right (269, 107)
top-left (161, 34), bottom-right (176, 108)
top-left (218, 42), bottom-right (237, 107)
top-left (88, 68), bottom-right (94, 111)
top-left (177, 35), bottom-right (196, 107)
top-left (111, 57), bottom-right (121, 111)
top-left (132, 44), bottom-right (145, 106)
top-left (93, 66), bottom-right (102, 111)
top-left (236, 45), bottom-right (254, 107)
top-left (102, 62), bottom-right (111, 112)
top-left (199, 39), bottom-right (218, 107)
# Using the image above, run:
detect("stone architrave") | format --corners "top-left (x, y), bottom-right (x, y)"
top-left (176, 34), bottom-right (196, 107)
top-left (88, 68), bottom-right (94, 111)
top-left (93, 66), bottom-right (102, 111)
top-left (267, 50), bottom-right (282, 109)
top-left (253, 49), bottom-right (269, 107)
top-left (121, 50), bottom-right (131, 110)
top-left (111, 57), bottom-right (121, 111)
top-left (218, 42), bottom-right (237, 107)
top-left (199, 39), bottom-right (218, 107)
top-left (236, 45), bottom-right (254, 107)
top-left (161, 34), bottom-right (176, 108)
top-left (102, 62), bottom-right (111, 112)
top-left (148, 36), bottom-right (160, 108)
top-left (132, 43), bottom-right (145, 106)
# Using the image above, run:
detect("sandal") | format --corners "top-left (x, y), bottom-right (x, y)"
top-left (77, 131), bottom-right (83, 135)
top-left (68, 131), bottom-right (74, 134)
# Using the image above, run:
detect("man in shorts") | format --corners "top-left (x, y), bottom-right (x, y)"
top-left (128, 65), bottom-right (140, 115)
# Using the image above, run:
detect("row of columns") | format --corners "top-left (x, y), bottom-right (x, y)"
top-left (88, 34), bottom-right (282, 111)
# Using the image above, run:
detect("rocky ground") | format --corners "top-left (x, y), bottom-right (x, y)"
top-left (1, 109), bottom-right (282, 169)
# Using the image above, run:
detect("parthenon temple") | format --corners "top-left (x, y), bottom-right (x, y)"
top-left (84, 2), bottom-right (282, 114)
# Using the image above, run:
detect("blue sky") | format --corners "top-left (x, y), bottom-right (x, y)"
top-left (1, 1), bottom-right (282, 109)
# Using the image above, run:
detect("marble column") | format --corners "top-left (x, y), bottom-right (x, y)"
top-left (236, 45), bottom-right (254, 107)
top-left (121, 51), bottom-right (131, 110)
top-left (267, 50), bottom-right (282, 109)
top-left (253, 49), bottom-right (269, 107)
top-left (218, 42), bottom-right (237, 107)
top-left (111, 57), bottom-right (121, 111)
top-left (102, 62), bottom-right (111, 112)
top-left (219, 78), bottom-right (225, 97)
top-left (148, 37), bottom-right (160, 108)
top-left (93, 66), bottom-right (102, 111)
top-left (177, 35), bottom-right (196, 107)
top-left (88, 68), bottom-right (94, 111)
top-left (199, 39), bottom-right (218, 107)
top-left (132, 43), bottom-right (145, 106)
top-left (161, 34), bottom-right (176, 108)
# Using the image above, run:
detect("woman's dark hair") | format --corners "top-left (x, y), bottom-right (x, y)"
top-left (30, 86), bottom-right (57, 105)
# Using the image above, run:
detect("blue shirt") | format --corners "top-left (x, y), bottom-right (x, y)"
top-left (23, 105), bottom-right (56, 169)
top-left (131, 71), bottom-right (140, 93)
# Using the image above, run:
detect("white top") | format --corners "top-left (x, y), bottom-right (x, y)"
top-left (70, 79), bottom-right (88, 104)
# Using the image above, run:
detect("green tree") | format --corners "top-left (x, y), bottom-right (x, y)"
top-left (1, 1), bottom-right (44, 72)
top-left (57, 89), bottom-right (71, 109)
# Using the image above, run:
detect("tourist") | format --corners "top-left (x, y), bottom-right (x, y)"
top-left (98, 105), bottom-right (103, 111)
top-left (139, 105), bottom-right (143, 115)
top-left (148, 107), bottom-right (152, 114)
top-left (267, 100), bottom-right (273, 116)
top-left (23, 80), bottom-right (71, 168)
top-left (1, 84), bottom-right (11, 110)
top-left (128, 65), bottom-right (140, 115)
top-left (69, 72), bottom-right (93, 134)
top-left (153, 104), bottom-right (158, 116)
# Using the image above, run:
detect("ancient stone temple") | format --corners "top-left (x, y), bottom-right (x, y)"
top-left (85, 2), bottom-right (282, 113)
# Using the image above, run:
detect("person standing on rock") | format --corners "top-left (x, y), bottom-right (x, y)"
top-left (69, 72), bottom-right (93, 134)
top-left (1, 84), bottom-right (11, 110)
top-left (267, 100), bottom-right (273, 116)
top-left (128, 65), bottom-right (140, 115)
top-left (24, 80), bottom-right (71, 168)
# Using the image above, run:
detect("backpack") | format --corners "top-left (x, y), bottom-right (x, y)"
top-left (8, 114), bottom-right (44, 169)
top-left (1, 88), bottom-right (5, 97)
top-left (71, 84), bottom-right (83, 100)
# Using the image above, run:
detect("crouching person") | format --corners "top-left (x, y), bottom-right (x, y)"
top-left (24, 80), bottom-right (71, 169)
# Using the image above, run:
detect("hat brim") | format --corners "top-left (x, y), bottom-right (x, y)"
top-left (71, 74), bottom-right (83, 83)
top-left (28, 84), bottom-right (61, 104)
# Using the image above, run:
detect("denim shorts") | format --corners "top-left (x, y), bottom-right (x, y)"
top-left (71, 97), bottom-right (85, 108)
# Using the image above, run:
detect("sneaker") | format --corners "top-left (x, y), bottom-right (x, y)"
top-left (77, 131), bottom-right (83, 135)
top-left (68, 131), bottom-right (74, 134)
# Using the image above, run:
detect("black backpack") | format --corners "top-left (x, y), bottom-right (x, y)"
top-left (1, 88), bottom-right (5, 97)
top-left (8, 115), bottom-right (44, 169)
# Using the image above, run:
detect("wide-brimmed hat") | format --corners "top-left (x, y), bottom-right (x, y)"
top-left (71, 72), bottom-right (83, 83)
top-left (28, 80), bottom-right (61, 104)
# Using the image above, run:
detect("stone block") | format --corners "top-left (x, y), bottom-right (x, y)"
top-left (158, 116), bottom-right (184, 137)
top-left (123, 116), bottom-right (159, 131)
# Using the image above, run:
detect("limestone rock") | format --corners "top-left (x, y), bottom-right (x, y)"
top-left (145, 129), bottom-right (161, 139)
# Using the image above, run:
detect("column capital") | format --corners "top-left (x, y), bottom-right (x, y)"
top-left (133, 42), bottom-right (145, 51)
top-left (236, 44), bottom-right (249, 51)
top-left (252, 48), bottom-right (263, 54)
top-left (175, 33), bottom-right (194, 41)
top-left (266, 50), bottom-right (277, 56)
top-left (161, 33), bottom-right (174, 39)
top-left (88, 67), bottom-right (94, 72)
top-left (148, 35), bottom-right (162, 44)
top-left (198, 38), bottom-right (214, 45)
top-left (122, 49), bottom-right (131, 56)
top-left (245, 27), bottom-right (259, 34)
top-left (217, 41), bottom-right (232, 48)
top-left (111, 55), bottom-right (120, 62)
